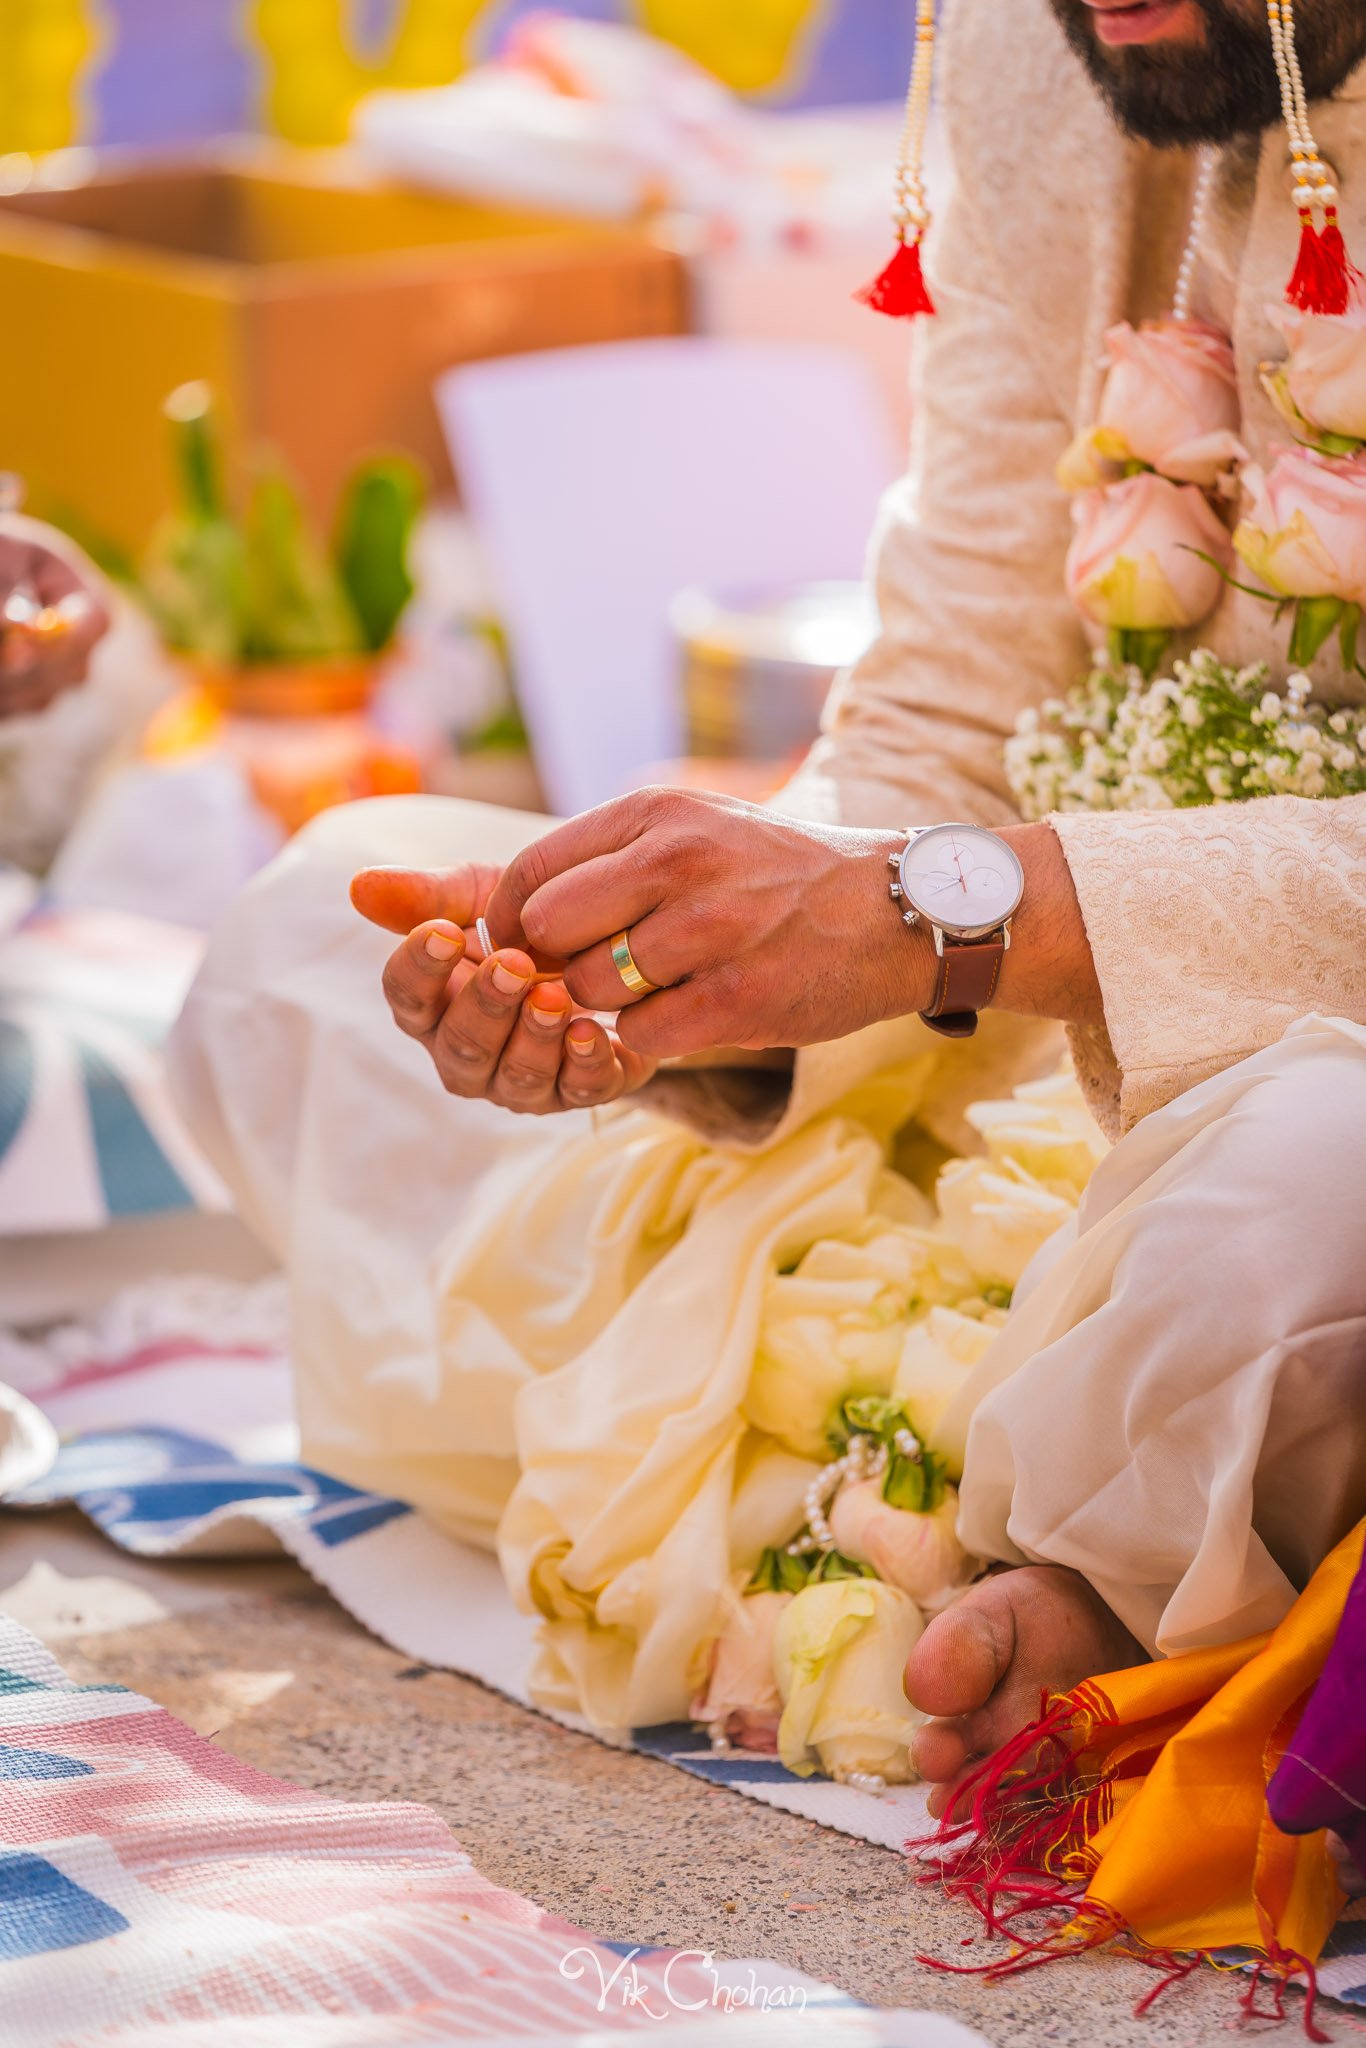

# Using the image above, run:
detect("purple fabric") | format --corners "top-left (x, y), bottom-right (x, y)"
top-left (1268, 1547), bottom-right (1366, 1876)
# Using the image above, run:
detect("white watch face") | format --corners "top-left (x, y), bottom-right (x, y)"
top-left (898, 824), bottom-right (1024, 937)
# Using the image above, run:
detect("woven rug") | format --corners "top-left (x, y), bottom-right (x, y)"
top-left (0, 1613), bottom-right (995, 2048)
top-left (3, 1277), bottom-right (1364, 2017)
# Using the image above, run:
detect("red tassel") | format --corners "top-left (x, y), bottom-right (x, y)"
top-left (855, 237), bottom-right (935, 320)
top-left (1286, 213), bottom-right (1363, 316)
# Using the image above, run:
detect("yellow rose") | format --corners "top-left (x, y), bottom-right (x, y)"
top-left (774, 1578), bottom-right (926, 1782)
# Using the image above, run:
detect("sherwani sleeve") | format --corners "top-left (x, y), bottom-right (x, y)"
top-left (641, 157), bottom-right (1086, 1150)
top-left (1051, 793), bottom-right (1366, 1135)
top-left (777, 166), bottom-right (1088, 833)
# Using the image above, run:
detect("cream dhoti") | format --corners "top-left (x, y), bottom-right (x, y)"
top-left (947, 1013), bottom-right (1366, 1657)
top-left (170, 794), bottom-right (1365, 1712)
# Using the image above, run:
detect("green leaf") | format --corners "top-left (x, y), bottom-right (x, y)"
top-left (1288, 595), bottom-right (1344, 668)
top-left (748, 1546), bottom-right (873, 1593)
top-left (241, 464), bottom-right (363, 663)
top-left (807, 1550), bottom-right (878, 1585)
top-left (839, 1394), bottom-right (907, 1444)
top-left (1180, 546), bottom-right (1278, 605)
top-left (883, 1448), bottom-right (949, 1515)
top-left (333, 457), bottom-right (425, 653)
top-left (1340, 604), bottom-right (1362, 677)
top-left (749, 1547), bottom-right (811, 1595)
top-left (165, 382), bottom-right (227, 521)
top-left (1316, 431), bottom-right (1365, 458)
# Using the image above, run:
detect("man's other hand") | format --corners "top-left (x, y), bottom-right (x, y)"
top-left (0, 530), bottom-right (110, 719)
top-left (351, 863), bottom-right (657, 1115)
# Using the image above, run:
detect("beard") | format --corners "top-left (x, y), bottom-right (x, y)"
top-left (1048, 0), bottom-right (1366, 146)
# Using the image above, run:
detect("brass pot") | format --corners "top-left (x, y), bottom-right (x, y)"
top-left (672, 580), bottom-right (878, 761)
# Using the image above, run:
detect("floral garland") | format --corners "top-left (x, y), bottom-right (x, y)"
top-left (1056, 289), bottom-right (1366, 685)
top-left (687, 1071), bottom-right (1107, 1787)
top-left (1006, 95), bottom-right (1366, 813)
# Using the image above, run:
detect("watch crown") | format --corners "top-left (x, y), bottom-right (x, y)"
top-left (887, 852), bottom-right (901, 869)
top-left (889, 881), bottom-right (904, 900)
top-left (903, 909), bottom-right (920, 927)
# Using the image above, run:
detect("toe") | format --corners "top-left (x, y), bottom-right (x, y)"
top-left (926, 1769), bottom-right (981, 1823)
top-left (912, 1716), bottom-right (971, 1786)
top-left (905, 1590), bottom-right (1012, 1720)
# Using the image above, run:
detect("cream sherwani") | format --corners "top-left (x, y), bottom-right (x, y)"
top-left (169, 0), bottom-right (1366, 1698)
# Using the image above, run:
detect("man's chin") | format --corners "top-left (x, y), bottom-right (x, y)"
top-left (1049, 0), bottom-right (1286, 146)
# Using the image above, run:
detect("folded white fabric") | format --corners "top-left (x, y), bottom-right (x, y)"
top-left (0, 1378), bottom-right (57, 1497)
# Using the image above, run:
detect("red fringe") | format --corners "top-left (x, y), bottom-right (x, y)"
top-left (855, 237), bottom-right (935, 320)
top-left (903, 1685), bottom-right (1334, 2041)
top-left (1286, 214), bottom-right (1364, 317)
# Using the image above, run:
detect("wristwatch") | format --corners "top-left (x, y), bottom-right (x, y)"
top-left (889, 823), bottom-right (1025, 1040)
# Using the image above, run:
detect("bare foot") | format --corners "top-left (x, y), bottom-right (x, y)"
top-left (905, 1565), bottom-right (1144, 1820)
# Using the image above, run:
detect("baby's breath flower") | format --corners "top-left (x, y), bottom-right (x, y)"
top-left (1005, 648), bottom-right (1366, 819)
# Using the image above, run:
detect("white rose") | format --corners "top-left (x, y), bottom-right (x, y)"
top-left (744, 1268), bottom-right (904, 1460)
top-left (774, 1579), bottom-right (926, 1783)
top-left (728, 1432), bottom-right (823, 1571)
top-left (892, 1306), bottom-right (1004, 1477)
top-left (963, 1071), bottom-right (1108, 1197)
top-left (828, 1477), bottom-right (973, 1604)
top-left (935, 1156), bottom-right (1075, 1289)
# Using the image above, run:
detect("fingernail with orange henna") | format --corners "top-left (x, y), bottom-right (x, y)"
top-left (491, 960), bottom-right (531, 997)
top-left (424, 925), bottom-right (463, 963)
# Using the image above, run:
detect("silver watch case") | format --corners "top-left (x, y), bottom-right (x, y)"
top-left (888, 822), bottom-right (1024, 952)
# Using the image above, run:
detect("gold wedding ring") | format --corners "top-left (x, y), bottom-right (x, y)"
top-left (611, 929), bottom-right (659, 998)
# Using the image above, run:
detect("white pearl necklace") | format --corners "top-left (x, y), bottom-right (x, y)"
top-left (1268, 0), bottom-right (1339, 218)
top-left (1172, 148), bottom-right (1218, 324)
top-left (788, 1432), bottom-right (893, 1557)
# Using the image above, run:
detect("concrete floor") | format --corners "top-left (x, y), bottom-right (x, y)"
top-left (2, 1511), bottom-right (1358, 2048)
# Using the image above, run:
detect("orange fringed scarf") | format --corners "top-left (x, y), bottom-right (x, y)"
top-left (915, 1520), bottom-right (1366, 2038)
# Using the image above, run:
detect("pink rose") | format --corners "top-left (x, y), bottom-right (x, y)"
top-left (1098, 318), bottom-right (1243, 484)
top-left (1265, 302), bottom-right (1366, 445)
top-left (828, 1480), bottom-right (972, 1604)
top-left (1234, 444), bottom-right (1366, 602)
top-left (1066, 473), bottom-right (1231, 630)
top-left (1059, 319), bottom-right (1243, 490)
top-left (691, 1589), bottom-right (790, 1752)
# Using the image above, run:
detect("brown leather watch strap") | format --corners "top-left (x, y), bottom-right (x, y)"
top-left (919, 933), bottom-right (1005, 1040)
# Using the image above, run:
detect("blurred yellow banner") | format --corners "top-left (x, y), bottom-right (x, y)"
top-left (640, 0), bottom-right (824, 94)
top-left (252, 0), bottom-right (485, 146)
top-left (0, 0), bottom-right (104, 154)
